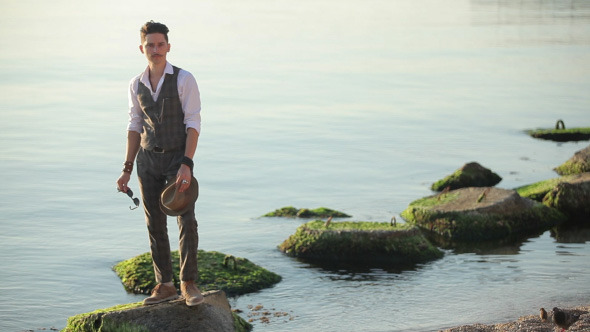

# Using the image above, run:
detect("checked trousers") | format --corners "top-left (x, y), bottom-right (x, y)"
top-left (136, 147), bottom-right (199, 283)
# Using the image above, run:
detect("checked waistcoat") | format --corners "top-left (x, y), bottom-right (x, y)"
top-left (137, 66), bottom-right (186, 151)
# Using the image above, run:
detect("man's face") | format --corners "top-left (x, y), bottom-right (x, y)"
top-left (140, 33), bottom-right (170, 65)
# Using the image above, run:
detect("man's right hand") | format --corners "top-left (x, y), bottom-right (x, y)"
top-left (117, 172), bottom-right (131, 192)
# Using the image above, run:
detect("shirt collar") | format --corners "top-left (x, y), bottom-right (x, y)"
top-left (139, 61), bottom-right (174, 90)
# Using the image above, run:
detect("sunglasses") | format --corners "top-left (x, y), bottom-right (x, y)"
top-left (118, 187), bottom-right (140, 210)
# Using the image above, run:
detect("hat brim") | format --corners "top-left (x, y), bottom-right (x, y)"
top-left (159, 176), bottom-right (199, 216)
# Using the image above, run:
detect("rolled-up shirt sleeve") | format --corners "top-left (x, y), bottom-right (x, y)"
top-left (178, 70), bottom-right (202, 134)
top-left (126, 76), bottom-right (144, 133)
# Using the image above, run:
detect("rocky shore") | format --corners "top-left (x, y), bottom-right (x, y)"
top-left (441, 305), bottom-right (590, 332)
top-left (61, 144), bottom-right (588, 331)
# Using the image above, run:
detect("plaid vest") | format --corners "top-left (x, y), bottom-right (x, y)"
top-left (137, 66), bottom-right (186, 151)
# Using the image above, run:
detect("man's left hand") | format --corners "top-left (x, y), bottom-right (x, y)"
top-left (176, 164), bottom-right (192, 193)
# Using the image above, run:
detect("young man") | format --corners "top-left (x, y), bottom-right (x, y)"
top-left (116, 20), bottom-right (203, 306)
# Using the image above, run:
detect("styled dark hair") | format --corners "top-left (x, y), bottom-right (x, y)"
top-left (140, 20), bottom-right (169, 43)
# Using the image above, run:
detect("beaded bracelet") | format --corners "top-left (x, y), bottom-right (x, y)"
top-left (122, 161), bottom-right (133, 174)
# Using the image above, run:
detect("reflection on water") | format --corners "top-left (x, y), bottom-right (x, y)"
top-left (301, 259), bottom-right (421, 282)
top-left (551, 223), bottom-right (590, 257)
top-left (423, 228), bottom-right (544, 255)
top-left (423, 221), bottom-right (590, 255)
top-left (472, 0), bottom-right (590, 25)
top-left (551, 222), bottom-right (590, 243)
top-left (471, 0), bottom-right (590, 45)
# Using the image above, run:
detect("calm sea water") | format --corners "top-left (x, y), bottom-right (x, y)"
top-left (1, 0), bottom-right (589, 331)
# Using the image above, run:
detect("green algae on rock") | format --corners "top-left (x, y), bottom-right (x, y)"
top-left (401, 187), bottom-right (566, 243)
top-left (113, 250), bottom-right (281, 297)
top-left (527, 127), bottom-right (590, 142)
top-left (542, 173), bottom-right (590, 219)
top-left (554, 145), bottom-right (590, 175)
top-left (515, 174), bottom-right (580, 201)
top-left (515, 172), bottom-right (590, 221)
top-left (431, 162), bottom-right (502, 192)
top-left (62, 291), bottom-right (252, 332)
top-left (263, 206), bottom-right (351, 218)
top-left (278, 220), bottom-right (443, 266)
top-left (63, 303), bottom-right (147, 332)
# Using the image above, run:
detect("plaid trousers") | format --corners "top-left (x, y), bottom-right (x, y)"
top-left (136, 147), bottom-right (199, 283)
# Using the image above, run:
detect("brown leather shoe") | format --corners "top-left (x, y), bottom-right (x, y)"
top-left (143, 283), bottom-right (178, 305)
top-left (181, 281), bottom-right (204, 306)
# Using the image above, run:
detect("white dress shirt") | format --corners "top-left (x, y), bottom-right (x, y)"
top-left (127, 61), bottom-right (201, 134)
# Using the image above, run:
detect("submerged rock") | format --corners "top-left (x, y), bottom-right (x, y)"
top-left (263, 206), bottom-right (351, 218)
top-left (431, 162), bottom-right (502, 192)
top-left (63, 290), bottom-right (252, 332)
top-left (554, 145), bottom-right (590, 175)
top-left (401, 187), bottom-right (566, 244)
top-left (113, 250), bottom-right (281, 297)
top-left (279, 220), bottom-right (443, 266)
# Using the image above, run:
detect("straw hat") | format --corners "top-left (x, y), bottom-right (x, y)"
top-left (159, 176), bottom-right (199, 216)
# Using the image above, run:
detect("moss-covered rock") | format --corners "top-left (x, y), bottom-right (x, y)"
top-left (542, 173), bottom-right (590, 220)
top-left (113, 250), bottom-right (281, 297)
top-left (401, 187), bottom-right (566, 243)
top-left (554, 145), bottom-right (590, 175)
top-left (514, 174), bottom-right (581, 201)
top-left (64, 309), bottom-right (252, 332)
top-left (527, 123), bottom-right (590, 142)
top-left (431, 162), bottom-right (502, 191)
top-left (62, 291), bottom-right (252, 332)
top-left (278, 220), bottom-right (443, 266)
top-left (63, 303), bottom-right (146, 332)
top-left (263, 206), bottom-right (351, 218)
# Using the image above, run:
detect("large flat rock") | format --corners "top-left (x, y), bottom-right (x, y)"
top-left (401, 187), bottom-right (566, 243)
top-left (431, 187), bottom-right (533, 213)
top-left (279, 220), bottom-right (443, 267)
top-left (64, 290), bottom-right (246, 332)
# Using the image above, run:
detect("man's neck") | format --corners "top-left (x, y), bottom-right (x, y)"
top-left (148, 62), bottom-right (167, 91)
